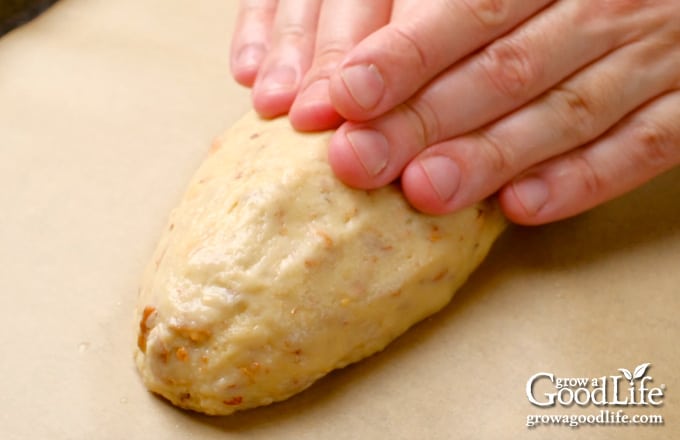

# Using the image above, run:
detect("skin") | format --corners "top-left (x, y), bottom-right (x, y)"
top-left (230, 0), bottom-right (680, 225)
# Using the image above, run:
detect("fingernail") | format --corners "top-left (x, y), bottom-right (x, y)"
top-left (346, 129), bottom-right (389, 177)
top-left (512, 176), bottom-right (549, 216)
top-left (419, 156), bottom-right (461, 202)
top-left (341, 64), bottom-right (385, 110)
top-left (236, 44), bottom-right (265, 70)
top-left (261, 65), bottom-right (298, 91)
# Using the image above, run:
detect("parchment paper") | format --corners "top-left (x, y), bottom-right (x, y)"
top-left (0, 1), bottom-right (677, 439)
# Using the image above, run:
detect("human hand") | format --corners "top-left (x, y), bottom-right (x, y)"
top-left (232, 1), bottom-right (680, 225)
top-left (230, 0), bottom-right (391, 128)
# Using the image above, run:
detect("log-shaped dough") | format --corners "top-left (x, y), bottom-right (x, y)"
top-left (135, 112), bottom-right (506, 415)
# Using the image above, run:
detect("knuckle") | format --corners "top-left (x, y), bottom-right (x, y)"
top-left (547, 85), bottom-right (599, 140)
top-left (476, 131), bottom-right (514, 174)
top-left (479, 38), bottom-right (540, 98)
top-left (240, 0), bottom-right (277, 20)
top-left (276, 23), bottom-right (309, 43)
top-left (578, 0), bottom-right (652, 41)
top-left (458, 0), bottom-right (511, 30)
top-left (569, 153), bottom-right (604, 197)
top-left (652, 27), bottom-right (680, 72)
top-left (314, 44), bottom-right (349, 63)
top-left (401, 97), bottom-right (441, 147)
top-left (308, 45), bottom-right (348, 78)
top-left (385, 25), bottom-right (429, 70)
top-left (597, 0), bottom-right (650, 17)
top-left (628, 117), bottom-right (680, 169)
top-left (241, 0), bottom-right (273, 11)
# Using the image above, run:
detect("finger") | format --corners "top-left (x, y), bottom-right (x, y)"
top-left (398, 37), bottom-right (680, 214)
top-left (378, 0), bottom-right (655, 146)
top-left (289, 0), bottom-right (392, 131)
top-left (329, 36), bottom-right (666, 191)
top-left (328, 0), bottom-right (554, 120)
top-left (230, 0), bottom-right (278, 87)
top-left (330, 0), bottom-right (672, 148)
top-left (500, 90), bottom-right (680, 225)
top-left (251, 0), bottom-right (323, 118)
top-left (328, 0), bottom-right (624, 189)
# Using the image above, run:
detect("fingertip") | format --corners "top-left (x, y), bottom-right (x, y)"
top-left (329, 68), bottom-right (373, 121)
top-left (401, 161), bottom-right (453, 215)
top-left (232, 67), bottom-right (259, 88)
top-left (498, 182), bottom-right (549, 226)
top-left (328, 70), bottom-right (352, 117)
top-left (290, 103), bottom-right (344, 131)
top-left (252, 88), bottom-right (297, 119)
top-left (231, 44), bottom-right (266, 87)
top-left (252, 72), bottom-right (299, 118)
top-left (499, 166), bottom-right (601, 226)
top-left (289, 80), bottom-right (344, 131)
top-left (328, 127), bottom-right (377, 189)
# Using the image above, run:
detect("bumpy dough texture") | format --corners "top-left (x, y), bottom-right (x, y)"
top-left (135, 112), bottom-right (506, 415)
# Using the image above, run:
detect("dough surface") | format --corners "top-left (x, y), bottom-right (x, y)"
top-left (135, 112), bottom-right (506, 415)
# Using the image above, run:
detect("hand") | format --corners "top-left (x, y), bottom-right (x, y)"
top-left (230, 0), bottom-right (391, 127)
top-left (232, 1), bottom-right (680, 225)
top-left (325, 0), bottom-right (680, 225)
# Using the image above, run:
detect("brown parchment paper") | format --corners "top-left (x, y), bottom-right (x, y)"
top-left (0, 1), bottom-right (678, 439)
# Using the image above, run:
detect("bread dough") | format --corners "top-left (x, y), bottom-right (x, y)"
top-left (134, 112), bottom-right (506, 415)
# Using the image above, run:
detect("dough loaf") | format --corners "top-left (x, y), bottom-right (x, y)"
top-left (135, 112), bottom-right (506, 415)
